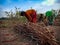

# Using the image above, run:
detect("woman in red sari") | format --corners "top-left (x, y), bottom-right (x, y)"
top-left (21, 9), bottom-right (37, 23)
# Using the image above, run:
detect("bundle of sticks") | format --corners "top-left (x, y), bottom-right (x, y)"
top-left (54, 14), bottom-right (60, 26)
top-left (14, 22), bottom-right (58, 45)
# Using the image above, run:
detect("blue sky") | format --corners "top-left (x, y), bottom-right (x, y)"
top-left (0, 0), bottom-right (45, 11)
top-left (0, 0), bottom-right (60, 17)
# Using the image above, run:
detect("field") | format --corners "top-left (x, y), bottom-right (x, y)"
top-left (0, 16), bottom-right (60, 45)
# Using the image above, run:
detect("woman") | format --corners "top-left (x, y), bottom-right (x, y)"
top-left (20, 9), bottom-right (37, 23)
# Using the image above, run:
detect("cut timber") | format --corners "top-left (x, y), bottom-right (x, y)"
top-left (14, 22), bottom-right (58, 45)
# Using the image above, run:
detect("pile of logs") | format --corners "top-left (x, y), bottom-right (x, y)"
top-left (14, 22), bottom-right (58, 45)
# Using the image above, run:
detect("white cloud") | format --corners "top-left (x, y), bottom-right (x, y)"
top-left (31, 2), bottom-right (60, 13)
top-left (0, 8), bottom-right (7, 18)
top-left (2, 0), bottom-right (60, 14)
top-left (41, 0), bottom-right (56, 6)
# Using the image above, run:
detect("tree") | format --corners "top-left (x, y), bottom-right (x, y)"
top-left (5, 11), bottom-right (10, 18)
top-left (15, 7), bottom-right (20, 18)
top-left (5, 9), bottom-right (14, 18)
top-left (10, 10), bottom-right (14, 18)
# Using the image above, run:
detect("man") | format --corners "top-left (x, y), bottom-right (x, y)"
top-left (20, 9), bottom-right (37, 23)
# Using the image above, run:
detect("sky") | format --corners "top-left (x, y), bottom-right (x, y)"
top-left (0, 0), bottom-right (60, 17)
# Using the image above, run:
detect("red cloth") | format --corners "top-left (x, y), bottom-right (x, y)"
top-left (32, 11), bottom-right (36, 23)
top-left (25, 9), bottom-right (37, 23)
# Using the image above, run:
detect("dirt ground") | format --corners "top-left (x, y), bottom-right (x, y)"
top-left (0, 27), bottom-right (39, 45)
top-left (0, 20), bottom-right (60, 45)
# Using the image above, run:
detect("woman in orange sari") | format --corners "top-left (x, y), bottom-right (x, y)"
top-left (21, 9), bottom-right (37, 23)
